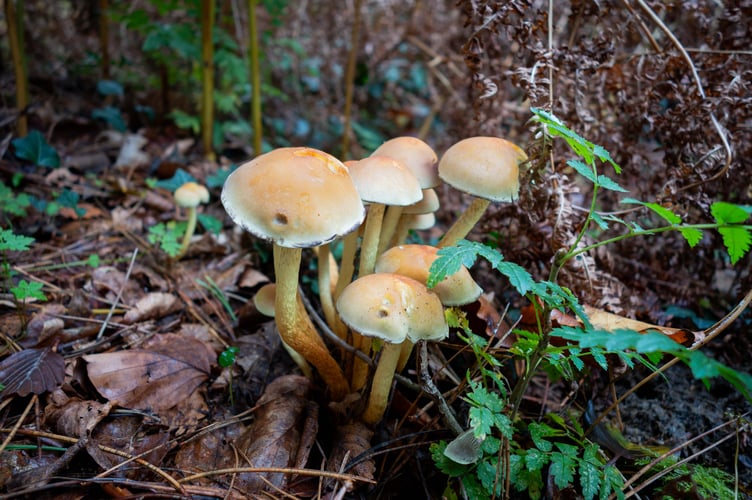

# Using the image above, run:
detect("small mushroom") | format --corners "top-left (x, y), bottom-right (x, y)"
top-left (337, 273), bottom-right (447, 425)
top-left (174, 181), bottom-right (210, 259)
top-left (369, 137), bottom-right (439, 254)
top-left (437, 137), bottom-right (526, 248)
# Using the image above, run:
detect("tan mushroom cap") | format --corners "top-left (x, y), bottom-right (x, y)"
top-left (253, 283), bottom-right (277, 317)
top-left (375, 244), bottom-right (482, 306)
top-left (438, 137), bottom-right (527, 202)
top-left (336, 273), bottom-right (448, 343)
top-left (175, 182), bottom-right (210, 208)
top-left (402, 188), bottom-right (439, 215)
top-left (221, 147), bottom-right (365, 248)
top-left (403, 212), bottom-right (436, 231)
top-left (371, 137), bottom-right (439, 188)
top-left (346, 156), bottom-right (422, 206)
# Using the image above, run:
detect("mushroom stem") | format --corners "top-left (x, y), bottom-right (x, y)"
top-left (335, 229), bottom-right (360, 299)
top-left (362, 341), bottom-right (402, 425)
top-left (437, 197), bottom-right (490, 248)
top-left (358, 203), bottom-right (385, 278)
top-left (176, 206), bottom-right (198, 260)
top-left (377, 205), bottom-right (404, 255)
top-left (317, 244), bottom-right (338, 331)
top-left (273, 245), bottom-right (349, 400)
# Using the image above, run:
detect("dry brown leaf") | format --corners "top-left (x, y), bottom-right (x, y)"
top-left (44, 394), bottom-right (113, 437)
top-left (0, 347), bottom-right (66, 398)
top-left (583, 305), bottom-right (699, 346)
top-left (83, 335), bottom-right (213, 411)
top-left (234, 375), bottom-right (317, 493)
top-left (328, 421), bottom-right (375, 482)
top-left (20, 304), bottom-right (66, 347)
top-left (123, 292), bottom-right (181, 324)
top-left (87, 415), bottom-right (170, 473)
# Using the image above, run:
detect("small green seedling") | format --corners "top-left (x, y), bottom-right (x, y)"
top-left (218, 346), bottom-right (240, 406)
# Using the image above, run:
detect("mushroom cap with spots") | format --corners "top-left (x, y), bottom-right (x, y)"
top-left (375, 244), bottom-right (482, 306)
top-left (346, 156), bottom-right (422, 206)
top-left (175, 182), bottom-right (210, 208)
top-left (371, 137), bottom-right (439, 188)
top-left (221, 147), bottom-right (365, 248)
top-left (336, 273), bottom-right (448, 344)
top-left (438, 137), bottom-right (527, 202)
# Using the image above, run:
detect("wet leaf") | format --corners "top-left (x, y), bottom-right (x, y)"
top-left (0, 348), bottom-right (65, 398)
top-left (83, 335), bottom-right (213, 411)
top-left (235, 375), bottom-right (317, 493)
top-left (12, 130), bottom-right (60, 168)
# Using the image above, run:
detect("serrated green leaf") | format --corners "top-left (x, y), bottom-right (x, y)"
top-left (634, 331), bottom-right (685, 353)
top-left (568, 159), bottom-right (596, 182)
top-left (596, 174), bottom-right (628, 192)
top-left (592, 144), bottom-right (621, 173)
top-left (476, 460), bottom-right (503, 496)
top-left (591, 212), bottom-right (609, 230)
top-left (12, 131), bottom-right (60, 168)
top-left (528, 422), bottom-right (556, 452)
top-left (678, 227), bottom-right (703, 247)
top-left (711, 201), bottom-right (750, 224)
top-left (580, 460), bottom-right (601, 500)
top-left (550, 447), bottom-right (577, 488)
top-left (622, 198), bottom-right (682, 224)
top-left (428, 240), bottom-right (503, 288)
top-left (0, 229), bottom-right (35, 251)
top-left (525, 448), bottom-right (548, 472)
top-left (718, 226), bottom-right (751, 264)
top-left (602, 465), bottom-right (625, 500)
top-left (11, 280), bottom-right (47, 301)
top-left (496, 261), bottom-right (534, 295)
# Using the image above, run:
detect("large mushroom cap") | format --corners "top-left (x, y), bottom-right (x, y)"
top-left (439, 137), bottom-right (527, 202)
top-left (346, 156), bottom-right (422, 206)
top-left (221, 147), bottom-right (365, 248)
top-left (371, 137), bottom-right (439, 188)
top-left (336, 273), bottom-right (448, 343)
top-left (375, 244), bottom-right (482, 306)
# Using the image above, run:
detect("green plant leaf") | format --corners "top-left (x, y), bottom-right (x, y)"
top-left (550, 444), bottom-right (577, 488)
top-left (496, 261), bottom-right (534, 296)
top-left (11, 280), bottom-right (47, 302)
top-left (155, 169), bottom-right (197, 192)
top-left (567, 159), bottom-right (596, 182)
top-left (718, 226), bottom-right (751, 264)
top-left (524, 448), bottom-right (549, 472)
top-left (621, 198), bottom-right (682, 224)
top-left (97, 79), bottom-right (124, 97)
top-left (579, 459), bottom-right (601, 500)
top-left (12, 131), bottom-right (60, 168)
top-left (92, 106), bottom-right (127, 132)
top-left (198, 214), bottom-right (223, 235)
top-left (678, 227), bottom-right (704, 247)
top-left (595, 174), bottom-right (628, 192)
top-left (711, 202), bottom-right (750, 224)
top-left (428, 240), bottom-right (502, 288)
top-left (0, 229), bottom-right (35, 252)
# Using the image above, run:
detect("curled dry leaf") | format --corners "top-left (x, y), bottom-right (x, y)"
top-left (0, 347), bottom-right (66, 398)
top-left (83, 334), bottom-right (213, 411)
top-left (44, 394), bottom-right (113, 438)
top-left (123, 292), bottom-right (181, 324)
top-left (234, 375), bottom-right (317, 494)
top-left (20, 304), bottom-right (66, 347)
top-left (582, 305), bottom-right (700, 346)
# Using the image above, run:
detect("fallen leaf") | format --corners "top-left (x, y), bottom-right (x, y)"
top-left (0, 348), bottom-right (66, 398)
top-left (123, 292), bottom-right (181, 324)
top-left (44, 396), bottom-right (113, 437)
top-left (328, 421), bottom-right (375, 481)
top-left (583, 305), bottom-right (699, 346)
top-left (83, 335), bottom-right (213, 411)
top-left (234, 375), bottom-right (317, 493)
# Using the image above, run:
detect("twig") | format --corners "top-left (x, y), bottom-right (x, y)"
top-left (417, 341), bottom-right (463, 435)
top-left (96, 248), bottom-right (138, 339)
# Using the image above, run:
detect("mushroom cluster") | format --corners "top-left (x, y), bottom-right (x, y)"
top-left (220, 133), bottom-right (526, 424)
